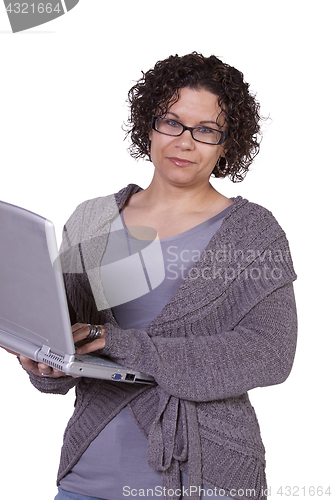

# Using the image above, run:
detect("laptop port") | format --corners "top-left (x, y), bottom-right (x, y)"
top-left (111, 373), bottom-right (122, 380)
top-left (125, 373), bottom-right (135, 381)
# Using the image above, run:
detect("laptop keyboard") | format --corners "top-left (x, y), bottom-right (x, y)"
top-left (74, 353), bottom-right (122, 368)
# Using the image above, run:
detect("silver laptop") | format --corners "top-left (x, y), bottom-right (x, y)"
top-left (0, 200), bottom-right (155, 385)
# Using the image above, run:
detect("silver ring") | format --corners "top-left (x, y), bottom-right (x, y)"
top-left (87, 324), bottom-right (97, 340)
top-left (94, 325), bottom-right (102, 340)
top-left (42, 372), bottom-right (52, 377)
top-left (87, 324), bottom-right (102, 341)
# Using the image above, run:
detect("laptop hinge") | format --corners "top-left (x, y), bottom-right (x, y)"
top-left (39, 345), bottom-right (73, 371)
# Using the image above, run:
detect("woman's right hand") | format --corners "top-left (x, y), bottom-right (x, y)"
top-left (19, 355), bottom-right (66, 378)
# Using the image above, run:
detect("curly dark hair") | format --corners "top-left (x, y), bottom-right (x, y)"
top-left (125, 52), bottom-right (262, 182)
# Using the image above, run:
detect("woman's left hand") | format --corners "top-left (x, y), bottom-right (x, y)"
top-left (72, 323), bottom-right (106, 355)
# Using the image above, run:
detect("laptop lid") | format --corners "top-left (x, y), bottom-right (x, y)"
top-left (0, 200), bottom-right (74, 356)
top-left (0, 200), bottom-right (155, 384)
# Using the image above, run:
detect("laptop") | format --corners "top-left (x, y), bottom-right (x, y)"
top-left (0, 200), bottom-right (155, 385)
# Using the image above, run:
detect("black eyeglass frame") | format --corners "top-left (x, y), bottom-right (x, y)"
top-left (151, 116), bottom-right (227, 145)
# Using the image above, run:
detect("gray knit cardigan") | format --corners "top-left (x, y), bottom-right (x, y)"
top-left (27, 184), bottom-right (297, 500)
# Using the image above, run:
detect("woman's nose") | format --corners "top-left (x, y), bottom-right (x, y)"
top-left (174, 130), bottom-right (195, 150)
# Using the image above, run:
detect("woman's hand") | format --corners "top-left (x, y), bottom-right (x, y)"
top-left (72, 323), bottom-right (106, 355)
top-left (20, 355), bottom-right (66, 378)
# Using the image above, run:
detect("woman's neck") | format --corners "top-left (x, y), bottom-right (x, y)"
top-left (139, 177), bottom-right (226, 215)
top-left (122, 177), bottom-right (233, 239)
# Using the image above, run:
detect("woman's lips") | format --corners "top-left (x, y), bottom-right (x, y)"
top-left (167, 157), bottom-right (195, 167)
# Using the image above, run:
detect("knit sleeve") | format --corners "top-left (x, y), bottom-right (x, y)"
top-left (27, 372), bottom-right (78, 394)
top-left (100, 282), bottom-right (297, 402)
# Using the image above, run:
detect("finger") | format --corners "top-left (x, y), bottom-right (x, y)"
top-left (51, 369), bottom-right (67, 378)
top-left (38, 365), bottom-right (66, 378)
top-left (72, 324), bottom-right (106, 337)
top-left (40, 368), bottom-right (66, 378)
top-left (76, 338), bottom-right (106, 355)
top-left (72, 324), bottom-right (91, 344)
top-left (38, 362), bottom-right (53, 377)
top-left (20, 355), bottom-right (39, 372)
top-left (73, 324), bottom-right (106, 346)
top-left (71, 323), bottom-right (89, 334)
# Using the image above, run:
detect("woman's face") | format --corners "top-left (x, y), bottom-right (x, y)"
top-left (149, 87), bottom-right (227, 189)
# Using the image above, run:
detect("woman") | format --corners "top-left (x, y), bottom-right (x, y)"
top-left (18, 53), bottom-right (297, 500)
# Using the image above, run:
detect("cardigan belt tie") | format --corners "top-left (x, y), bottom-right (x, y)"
top-left (147, 388), bottom-right (202, 500)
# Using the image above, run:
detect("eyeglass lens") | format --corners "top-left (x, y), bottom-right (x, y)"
top-left (154, 117), bottom-right (224, 145)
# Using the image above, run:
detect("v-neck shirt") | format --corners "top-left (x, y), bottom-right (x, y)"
top-left (103, 204), bottom-right (233, 330)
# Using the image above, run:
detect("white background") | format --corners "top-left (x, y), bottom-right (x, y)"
top-left (0, 1), bottom-right (332, 499)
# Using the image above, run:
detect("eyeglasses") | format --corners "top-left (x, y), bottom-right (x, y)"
top-left (151, 116), bottom-right (227, 145)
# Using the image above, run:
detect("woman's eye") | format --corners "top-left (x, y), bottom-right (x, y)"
top-left (198, 127), bottom-right (214, 134)
top-left (166, 120), bottom-right (180, 128)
